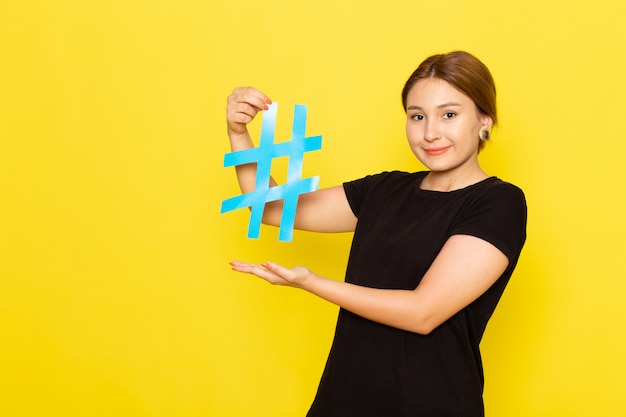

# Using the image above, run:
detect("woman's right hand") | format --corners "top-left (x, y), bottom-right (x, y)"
top-left (226, 87), bottom-right (272, 136)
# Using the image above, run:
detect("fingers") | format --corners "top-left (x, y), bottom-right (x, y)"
top-left (226, 87), bottom-right (272, 134)
top-left (229, 260), bottom-right (293, 286)
top-left (229, 260), bottom-right (282, 276)
top-left (229, 260), bottom-right (263, 273)
top-left (258, 261), bottom-right (297, 281)
top-left (230, 260), bottom-right (278, 279)
top-left (228, 87), bottom-right (272, 111)
top-left (229, 260), bottom-right (312, 290)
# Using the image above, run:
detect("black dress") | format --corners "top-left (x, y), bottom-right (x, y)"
top-left (306, 171), bottom-right (527, 417)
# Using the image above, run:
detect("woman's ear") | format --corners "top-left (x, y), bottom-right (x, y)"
top-left (481, 115), bottom-right (494, 131)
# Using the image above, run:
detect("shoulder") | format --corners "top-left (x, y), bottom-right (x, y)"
top-left (480, 177), bottom-right (526, 212)
top-left (469, 178), bottom-right (527, 231)
top-left (460, 177), bottom-right (526, 211)
top-left (344, 170), bottom-right (426, 190)
top-left (485, 177), bottom-right (525, 196)
top-left (342, 171), bottom-right (426, 216)
top-left (454, 178), bottom-right (527, 261)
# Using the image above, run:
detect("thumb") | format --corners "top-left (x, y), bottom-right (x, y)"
top-left (261, 262), bottom-right (296, 280)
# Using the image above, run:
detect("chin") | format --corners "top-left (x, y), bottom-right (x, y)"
top-left (422, 160), bottom-right (453, 172)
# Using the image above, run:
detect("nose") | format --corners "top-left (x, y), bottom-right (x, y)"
top-left (424, 119), bottom-right (440, 142)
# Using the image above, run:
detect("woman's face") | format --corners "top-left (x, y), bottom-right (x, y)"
top-left (405, 78), bottom-right (492, 176)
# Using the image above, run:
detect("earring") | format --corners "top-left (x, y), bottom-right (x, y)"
top-left (480, 130), bottom-right (491, 141)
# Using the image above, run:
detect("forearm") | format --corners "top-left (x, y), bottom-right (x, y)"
top-left (232, 238), bottom-right (508, 335)
top-left (303, 273), bottom-right (435, 334)
top-left (229, 129), bottom-right (275, 190)
top-left (228, 129), bottom-right (282, 224)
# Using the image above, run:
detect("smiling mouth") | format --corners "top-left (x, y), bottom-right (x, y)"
top-left (423, 146), bottom-right (451, 156)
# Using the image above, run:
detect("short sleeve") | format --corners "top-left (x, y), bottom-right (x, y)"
top-left (343, 172), bottom-right (397, 217)
top-left (452, 182), bottom-right (527, 265)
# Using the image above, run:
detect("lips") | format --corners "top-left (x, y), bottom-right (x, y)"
top-left (423, 146), bottom-right (451, 156)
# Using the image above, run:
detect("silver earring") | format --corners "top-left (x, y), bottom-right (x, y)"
top-left (480, 130), bottom-right (491, 141)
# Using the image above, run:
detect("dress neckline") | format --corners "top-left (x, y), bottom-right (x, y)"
top-left (416, 172), bottom-right (497, 195)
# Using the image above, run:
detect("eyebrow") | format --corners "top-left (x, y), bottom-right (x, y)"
top-left (406, 102), bottom-right (462, 111)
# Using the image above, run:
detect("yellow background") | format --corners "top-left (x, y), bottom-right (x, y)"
top-left (1, 1), bottom-right (625, 416)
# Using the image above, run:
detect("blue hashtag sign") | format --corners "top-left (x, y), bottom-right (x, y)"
top-left (221, 102), bottom-right (322, 242)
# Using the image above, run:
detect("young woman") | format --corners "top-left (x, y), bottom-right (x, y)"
top-left (226, 51), bottom-right (527, 416)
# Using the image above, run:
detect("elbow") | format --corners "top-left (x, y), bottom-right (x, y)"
top-left (410, 321), bottom-right (437, 335)
top-left (406, 312), bottom-right (441, 335)
top-left (260, 216), bottom-right (277, 227)
top-left (401, 294), bottom-right (449, 335)
top-left (260, 201), bottom-right (284, 227)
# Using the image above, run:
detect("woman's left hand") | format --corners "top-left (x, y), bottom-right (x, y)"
top-left (230, 261), bottom-right (314, 289)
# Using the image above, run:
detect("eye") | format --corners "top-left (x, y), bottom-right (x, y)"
top-left (443, 112), bottom-right (456, 119)
top-left (410, 114), bottom-right (424, 121)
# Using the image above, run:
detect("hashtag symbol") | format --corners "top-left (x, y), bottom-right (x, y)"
top-left (220, 102), bottom-right (322, 242)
